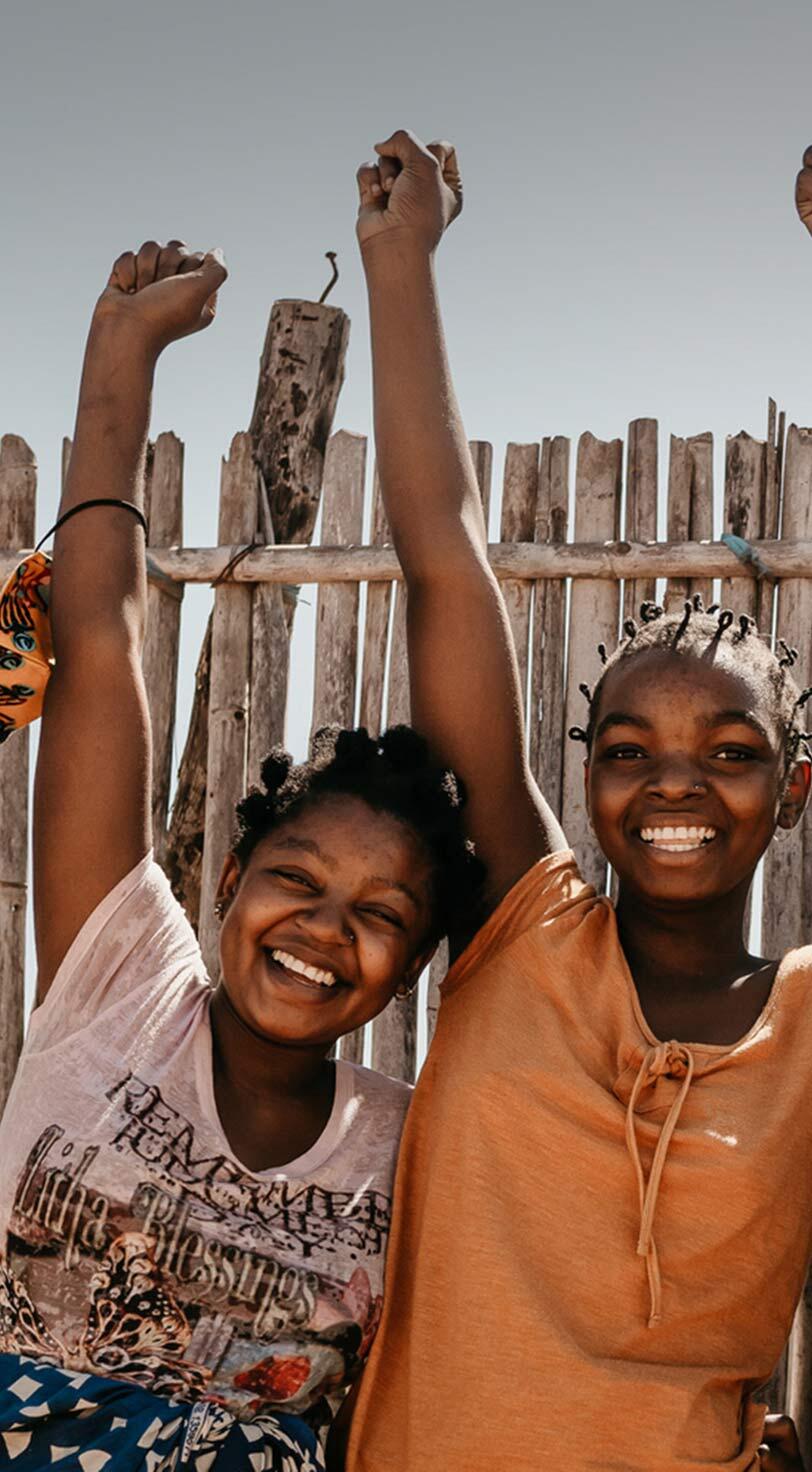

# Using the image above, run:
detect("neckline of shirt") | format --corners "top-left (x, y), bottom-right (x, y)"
top-left (609, 908), bottom-right (793, 1055)
top-left (194, 1001), bottom-right (358, 1179)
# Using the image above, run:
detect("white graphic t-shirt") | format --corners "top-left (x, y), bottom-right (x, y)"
top-left (0, 854), bottom-right (411, 1435)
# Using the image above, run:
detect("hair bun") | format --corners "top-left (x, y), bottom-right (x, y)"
top-left (379, 725), bottom-right (430, 772)
top-left (260, 748), bottom-right (293, 795)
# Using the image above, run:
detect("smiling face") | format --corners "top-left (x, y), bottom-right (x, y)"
top-left (585, 646), bottom-right (810, 909)
top-left (215, 793), bottom-right (437, 1048)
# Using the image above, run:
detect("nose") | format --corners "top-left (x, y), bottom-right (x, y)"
top-left (297, 898), bottom-right (354, 945)
top-left (645, 756), bottom-right (707, 801)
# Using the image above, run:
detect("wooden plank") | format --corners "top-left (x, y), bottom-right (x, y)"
top-left (529, 437), bottom-right (569, 819)
top-left (198, 434), bottom-right (259, 977)
top-left (343, 463), bottom-right (390, 1068)
top-left (141, 433), bottom-right (184, 865)
top-left (23, 533), bottom-right (812, 589)
top-left (469, 441), bottom-right (494, 528)
top-left (686, 432), bottom-right (714, 612)
top-left (561, 433), bottom-right (622, 890)
top-left (721, 432), bottom-right (769, 631)
top-left (623, 419), bottom-right (658, 622)
top-left (247, 461), bottom-right (288, 784)
top-left (370, 580), bottom-right (416, 1080)
top-left (248, 593), bottom-right (289, 783)
top-left (761, 427), bottom-right (812, 959)
top-left (768, 426), bottom-right (812, 1462)
top-left (311, 432), bottom-right (366, 734)
top-left (764, 399), bottom-right (781, 557)
top-left (0, 436), bottom-right (37, 1113)
top-left (665, 433), bottom-right (713, 612)
top-left (500, 444), bottom-right (539, 710)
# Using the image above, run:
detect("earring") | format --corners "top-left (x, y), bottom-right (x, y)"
top-left (395, 979), bottom-right (418, 1000)
top-left (214, 898), bottom-right (227, 920)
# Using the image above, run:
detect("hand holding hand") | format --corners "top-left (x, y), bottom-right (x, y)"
top-left (356, 129), bottom-right (462, 256)
top-left (92, 239), bottom-right (228, 356)
top-left (759, 1413), bottom-right (805, 1471)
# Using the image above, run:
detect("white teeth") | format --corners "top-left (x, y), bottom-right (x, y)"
top-left (271, 949), bottom-right (337, 987)
top-left (639, 825), bottom-right (716, 851)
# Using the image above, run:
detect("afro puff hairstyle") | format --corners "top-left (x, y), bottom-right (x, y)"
top-left (232, 725), bottom-right (486, 943)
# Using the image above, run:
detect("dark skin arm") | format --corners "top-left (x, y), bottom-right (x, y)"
top-left (34, 240), bottom-right (227, 999)
top-left (357, 130), bottom-right (566, 926)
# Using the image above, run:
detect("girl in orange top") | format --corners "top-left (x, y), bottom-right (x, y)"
top-left (344, 131), bottom-right (812, 1472)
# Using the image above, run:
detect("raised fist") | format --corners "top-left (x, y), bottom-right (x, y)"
top-left (93, 239), bottom-right (228, 354)
top-left (356, 129), bottom-right (462, 254)
top-left (795, 147), bottom-right (812, 237)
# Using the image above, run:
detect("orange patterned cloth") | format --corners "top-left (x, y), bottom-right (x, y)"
top-left (0, 552), bottom-right (52, 742)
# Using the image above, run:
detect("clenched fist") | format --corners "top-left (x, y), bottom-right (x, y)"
top-left (93, 239), bottom-right (228, 355)
top-left (356, 129), bottom-right (462, 255)
top-left (796, 147), bottom-right (812, 237)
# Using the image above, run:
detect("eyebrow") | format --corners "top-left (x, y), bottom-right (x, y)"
top-left (266, 840), bottom-right (423, 909)
top-left (703, 709), bottom-right (772, 741)
top-left (594, 708), bottom-right (774, 743)
top-left (369, 876), bottom-right (422, 911)
top-left (271, 836), bottom-right (334, 865)
top-left (594, 712), bottom-right (653, 740)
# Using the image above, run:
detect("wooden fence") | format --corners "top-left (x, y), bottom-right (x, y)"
top-left (2, 400), bottom-right (812, 1443)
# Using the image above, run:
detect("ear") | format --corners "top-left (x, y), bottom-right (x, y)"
top-left (216, 852), bottom-right (242, 909)
top-left (395, 940), bottom-right (438, 999)
top-left (776, 760), bottom-right (812, 831)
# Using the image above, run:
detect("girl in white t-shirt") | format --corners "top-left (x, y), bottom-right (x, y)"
top-left (0, 242), bottom-right (482, 1472)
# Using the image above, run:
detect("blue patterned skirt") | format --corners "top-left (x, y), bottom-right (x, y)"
top-left (0, 1354), bottom-right (325, 1471)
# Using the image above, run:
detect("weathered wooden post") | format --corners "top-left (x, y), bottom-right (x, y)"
top-left (198, 435), bottom-right (258, 976)
top-left (141, 433), bottom-right (185, 863)
top-left (0, 437), bottom-right (36, 1114)
top-left (165, 298), bottom-right (350, 924)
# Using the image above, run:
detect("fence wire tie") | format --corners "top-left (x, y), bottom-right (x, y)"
top-left (720, 533), bottom-right (776, 583)
top-left (210, 541), bottom-right (261, 588)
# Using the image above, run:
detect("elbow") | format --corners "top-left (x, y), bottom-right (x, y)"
top-left (53, 612), bottom-right (144, 670)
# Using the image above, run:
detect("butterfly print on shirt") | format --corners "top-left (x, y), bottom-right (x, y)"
top-left (0, 1231), bottom-right (210, 1398)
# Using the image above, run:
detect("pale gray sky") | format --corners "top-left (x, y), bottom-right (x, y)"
top-left (3, 0), bottom-right (812, 760)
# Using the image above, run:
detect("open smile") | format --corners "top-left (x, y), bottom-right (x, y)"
top-left (263, 948), bottom-right (344, 996)
top-left (637, 824), bottom-right (717, 853)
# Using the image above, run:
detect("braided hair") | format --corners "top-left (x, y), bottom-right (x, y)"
top-left (569, 595), bottom-right (812, 773)
top-left (233, 725), bottom-right (485, 942)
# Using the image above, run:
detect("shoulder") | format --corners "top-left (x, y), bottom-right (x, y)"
top-left (776, 944), bottom-right (812, 988)
top-left (29, 852), bottom-right (206, 1045)
top-left (445, 847), bottom-right (600, 994)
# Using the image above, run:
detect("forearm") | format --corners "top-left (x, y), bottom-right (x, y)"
top-left (363, 235), bottom-right (488, 579)
top-left (51, 318), bottom-right (156, 659)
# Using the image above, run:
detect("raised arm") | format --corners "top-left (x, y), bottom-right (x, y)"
top-left (34, 241), bottom-right (227, 998)
top-left (356, 130), bottom-right (566, 915)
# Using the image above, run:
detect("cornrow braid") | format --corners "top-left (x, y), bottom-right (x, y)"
top-left (567, 598), bottom-right (812, 769)
top-left (232, 725), bottom-right (486, 942)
